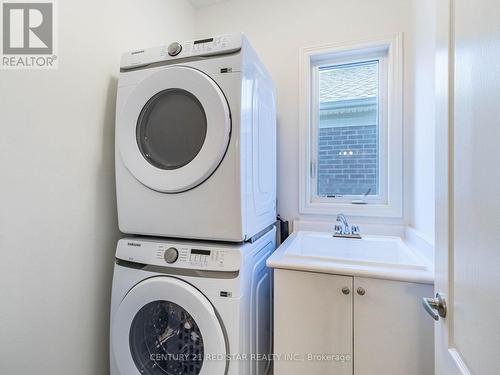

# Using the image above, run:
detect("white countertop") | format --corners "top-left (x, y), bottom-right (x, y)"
top-left (267, 231), bottom-right (434, 285)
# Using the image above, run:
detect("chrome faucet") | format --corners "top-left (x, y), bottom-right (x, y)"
top-left (334, 213), bottom-right (361, 239)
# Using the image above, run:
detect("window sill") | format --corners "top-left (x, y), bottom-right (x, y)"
top-left (299, 200), bottom-right (403, 218)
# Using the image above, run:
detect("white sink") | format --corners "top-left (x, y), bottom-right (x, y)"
top-left (267, 231), bottom-right (433, 283)
top-left (287, 231), bottom-right (426, 269)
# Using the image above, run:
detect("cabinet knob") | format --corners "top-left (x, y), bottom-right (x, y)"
top-left (342, 287), bottom-right (350, 295)
top-left (357, 287), bottom-right (366, 296)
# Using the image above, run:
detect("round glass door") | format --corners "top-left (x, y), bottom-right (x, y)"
top-left (129, 300), bottom-right (204, 375)
top-left (112, 277), bottom-right (227, 375)
top-left (118, 66), bottom-right (231, 193)
top-left (136, 89), bottom-right (207, 171)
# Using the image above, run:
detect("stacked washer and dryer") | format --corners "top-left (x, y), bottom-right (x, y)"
top-left (110, 33), bottom-right (277, 375)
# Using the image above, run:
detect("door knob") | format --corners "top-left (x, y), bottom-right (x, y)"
top-left (422, 293), bottom-right (447, 321)
top-left (356, 287), bottom-right (366, 296)
top-left (342, 287), bottom-right (350, 295)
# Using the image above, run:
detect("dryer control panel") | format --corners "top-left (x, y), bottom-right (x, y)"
top-left (116, 238), bottom-right (242, 272)
top-left (120, 33), bottom-right (242, 70)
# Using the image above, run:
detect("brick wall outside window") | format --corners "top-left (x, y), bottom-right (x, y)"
top-left (318, 125), bottom-right (378, 196)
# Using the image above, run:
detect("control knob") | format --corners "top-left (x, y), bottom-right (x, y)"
top-left (167, 42), bottom-right (182, 56)
top-left (164, 247), bottom-right (179, 264)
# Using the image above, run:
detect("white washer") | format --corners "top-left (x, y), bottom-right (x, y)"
top-left (116, 33), bottom-right (277, 242)
top-left (110, 227), bottom-right (276, 375)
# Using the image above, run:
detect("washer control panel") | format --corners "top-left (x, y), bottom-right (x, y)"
top-left (120, 33), bottom-right (242, 70)
top-left (188, 248), bottom-right (225, 267)
top-left (116, 238), bottom-right (241, 272)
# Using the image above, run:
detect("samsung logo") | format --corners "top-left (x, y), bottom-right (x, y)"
top-left (127, 242), bottom-right (141, 247)
top-left (131, 50), bottom-right (145, 55)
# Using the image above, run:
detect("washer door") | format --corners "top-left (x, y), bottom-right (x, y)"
top-left (118, 66), bottom-right (231, 193)
top-left (112, 277), bottom-right (227, 375)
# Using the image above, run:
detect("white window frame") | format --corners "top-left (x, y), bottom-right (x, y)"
top-left (299, 34), bottom-right (403, 217)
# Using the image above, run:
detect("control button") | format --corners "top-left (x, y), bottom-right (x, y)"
top-left (167, 42), bottom-right (182, 56)
top-left (164, 247), bottom-right (179, 264)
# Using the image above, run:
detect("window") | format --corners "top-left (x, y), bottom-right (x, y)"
top-left (317, 60), bottom-right (381, 198)
top-left (299, 35), bottom-right (403, 217)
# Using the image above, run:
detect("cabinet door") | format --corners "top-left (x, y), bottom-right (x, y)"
top-left (353, 277), bottom-right (434, 375)
top-left (274, 269), bottom-right (353, 375)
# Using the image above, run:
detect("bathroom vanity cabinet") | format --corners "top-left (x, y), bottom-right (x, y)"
top-left (273, 269), bottom-right (434, 375)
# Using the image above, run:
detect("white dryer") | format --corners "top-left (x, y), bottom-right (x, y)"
top-left (115, 33), bottom-right (277, 242)
top-left (110, 227), bottom-right (275, 375)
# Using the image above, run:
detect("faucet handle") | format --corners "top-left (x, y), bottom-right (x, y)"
top-left (351, 225), bottom-right (360, 235)
top-left (334, 224), bottom-right (344, 234)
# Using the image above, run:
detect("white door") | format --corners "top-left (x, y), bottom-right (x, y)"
top-left (432, 0), bottom-right (500, 373)
top-left (112, 277), bottom-right (227, 375)
top-left (118, 66), bottom-right (231, 193)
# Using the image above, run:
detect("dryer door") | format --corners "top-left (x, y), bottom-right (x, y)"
top-left (112, 277), bottom-right (227, 375)
top-left (118, 66), bottom-right (231, 193)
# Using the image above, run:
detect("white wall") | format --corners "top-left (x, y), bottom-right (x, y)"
top-left (0, 1), bottom-right (194, 374)
top-left (195, 0), bottom-right (416, 228)
top-left (408, 0), bottom-right (436, 243)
